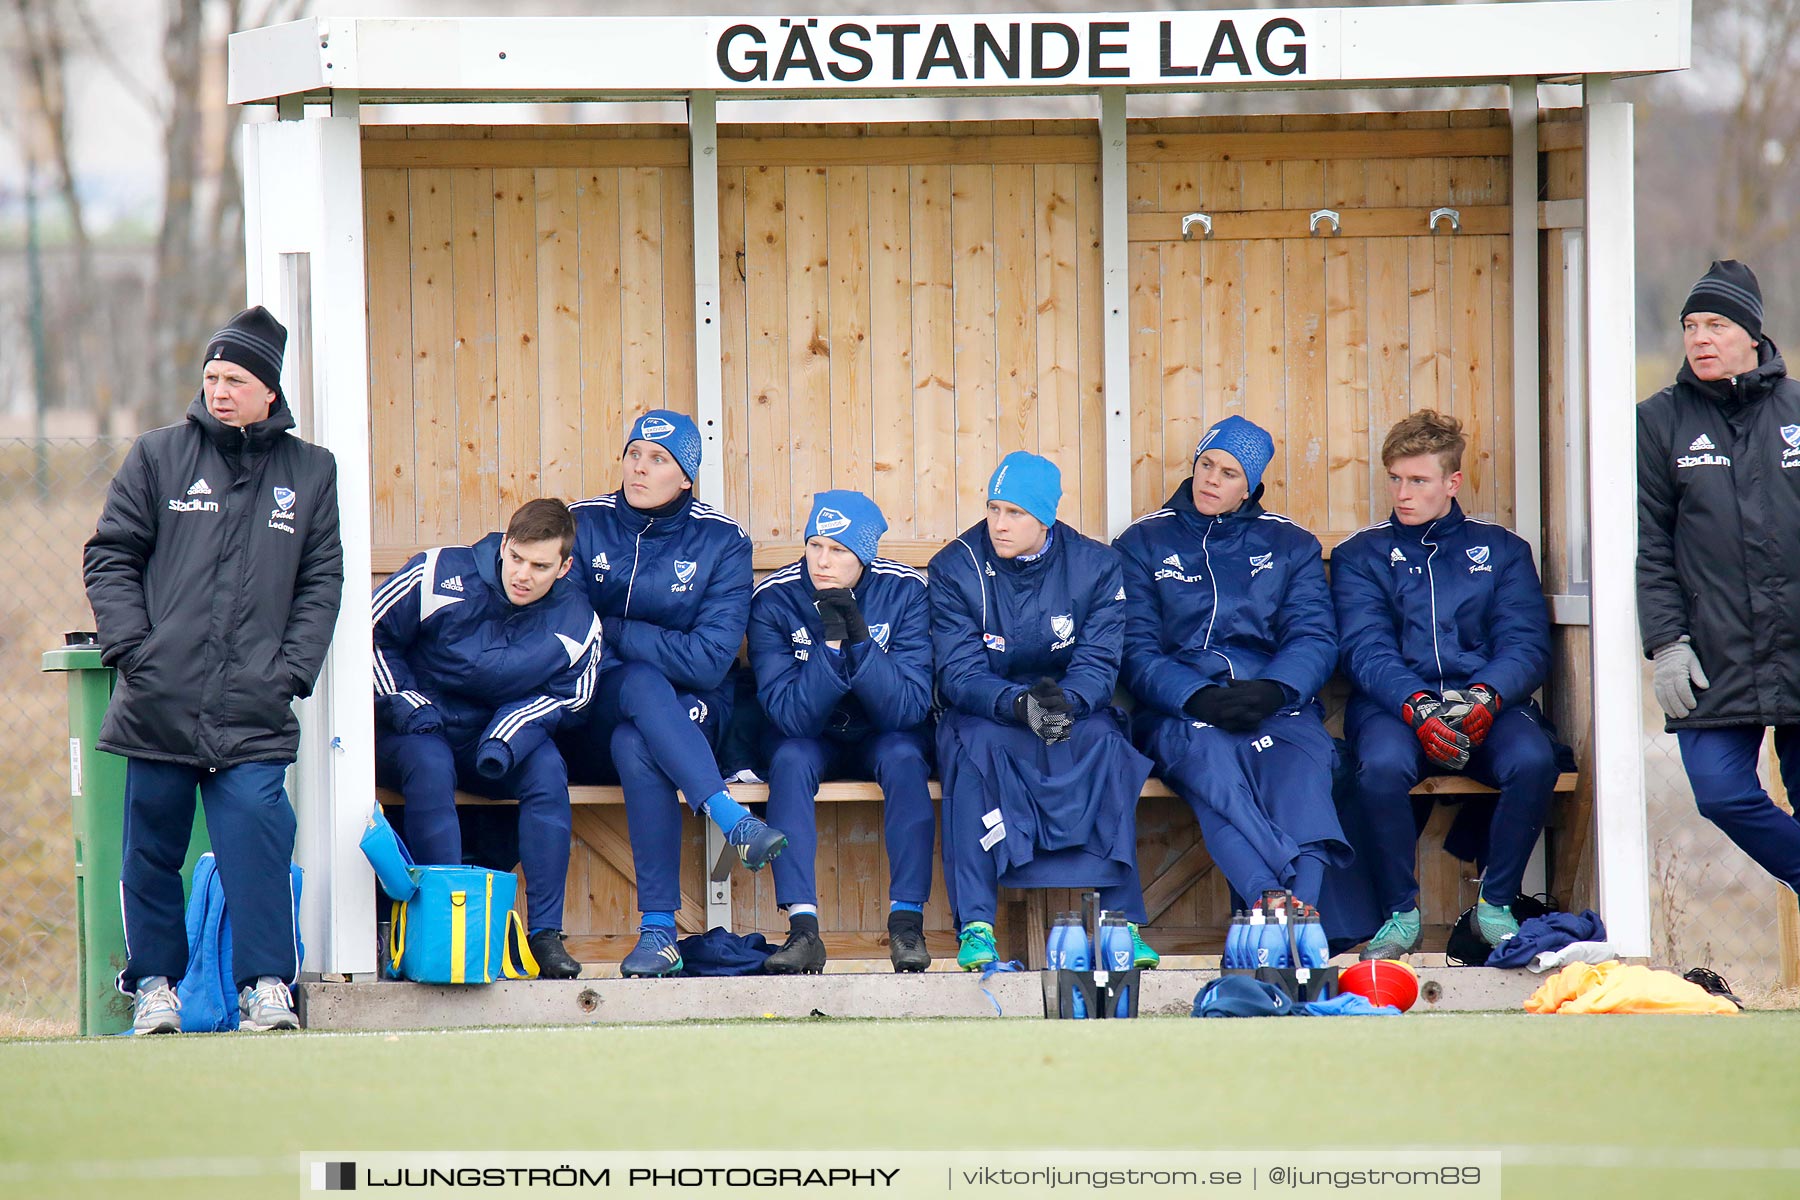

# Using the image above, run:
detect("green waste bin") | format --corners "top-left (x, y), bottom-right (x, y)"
top-left (42, 641), bottom-right (209, 1036)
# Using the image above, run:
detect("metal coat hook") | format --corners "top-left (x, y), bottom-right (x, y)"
top-left (1181, 212), bottom-right (1212, 240)
top-left (1309, 209), bottom-right (1341, 235)
top-left (1429, 206), bottom-right (1461, 233)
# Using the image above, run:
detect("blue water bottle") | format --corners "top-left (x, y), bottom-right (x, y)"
top-left (1097, 916), bottom-right (1134, 1017)
top-left (1224, 910), bottom-right (1245, 968)
top-left (1046, 912), bottom-right (1070, 969)
top-left (1246, 906), bottom-right (1268, 968)
top-left (1064, 915), bottom-right (1090, 1019)
top-left (1297, 911), bottom-right (1330, 969)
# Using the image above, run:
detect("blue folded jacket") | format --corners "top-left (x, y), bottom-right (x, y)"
top-left (674, 927), bottom-right (775, 976)
top-left (1192, 975), bottom-right (1295, 1017)
top-left (1294, 993), bottom-right (1400, 1016)
top-left (1485, 909), bottom-right (1607, 969)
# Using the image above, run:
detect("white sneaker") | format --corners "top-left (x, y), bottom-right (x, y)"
top-left (132, 980), bottom-right (181, 1035)
top-left (237, 978), bottom-right (299, 1032)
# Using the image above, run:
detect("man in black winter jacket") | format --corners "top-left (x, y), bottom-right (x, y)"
top-left (1637, 260), bottom-right (1800, 893)
top-left (84, 306), bottom-right (343, 1034)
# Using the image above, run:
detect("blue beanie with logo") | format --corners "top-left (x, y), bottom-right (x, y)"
top-left (1194, 415), bottom-right (1275, 493)
top-left (624, 409), bottom-right (702, 483)
top-left (987, 451), bottom-right (1061, 529)
top-left (805, 490), bottom-right (887, 565)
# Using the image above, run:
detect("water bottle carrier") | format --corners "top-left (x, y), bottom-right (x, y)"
top-left (1044, 967), bottom-right (1142, 1019)
top-left (1218, 963), bottom-right (1340, 1004)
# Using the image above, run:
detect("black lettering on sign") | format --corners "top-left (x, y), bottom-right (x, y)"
top-left (1201, 20), bottom-right (1250, 77)
top-left (975, 23), bottom-right (1021, 79)
top-left (875, 24), bottom-right (920, 80)
top-left (919, 23), bottom-right (968, 79)
top-left (1031, 22), bottom-right (1078, 79)
top-left (1089, 21), bottom-right (1128, 78)
top-left (1256, 18), bottom-right (1306, 76)
top-left (718, 24), bottom-right (766, 83)
top-left (828, 25), bottom-right (873, 82)
top-left (1159, 19), bottom-right (1198, 77)
top-left (774, 20), bottom-right (823, 83)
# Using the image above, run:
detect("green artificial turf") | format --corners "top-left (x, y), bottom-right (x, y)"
top-left (4, 1013), bottom-right (1797, 1199)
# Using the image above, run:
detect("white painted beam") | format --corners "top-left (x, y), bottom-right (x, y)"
top-left (1099, 87), bottom-right (1131, 538)
top-left (688, 92), bottom-right (727, 518)
top-left (1510, 78), bottom-right (1541, 567)
top-left (1582, 87), bottom-right (1650, 958)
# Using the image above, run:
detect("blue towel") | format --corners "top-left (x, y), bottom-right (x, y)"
top-left (1294, 993), bottom-right (1401, 1016)
top-left (177, 853), bottom-right (305, 1032)
top-left (674, 927), bottom-right (775, 976)
top-left (1485, 908), bottom-right (1607, 968)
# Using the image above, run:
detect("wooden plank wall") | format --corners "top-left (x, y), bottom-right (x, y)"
top-left (360, 112), bottom-right (1568, 959)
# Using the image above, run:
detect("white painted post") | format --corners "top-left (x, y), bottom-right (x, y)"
top-left (688, 92), bottom-right (731, 931)
top-left (1582, 83), bottom-right (1651, 958)
top-left (1099, 88), bottom-right (1131, 538)
top-left (242, 106), bottom-right (377, 978)
top-left (689, 91), bottom-right (727, 512)
top-left (1510, 77), bottom-right (1542, 567)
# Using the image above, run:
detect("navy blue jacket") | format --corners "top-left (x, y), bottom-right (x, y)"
top-left (569, 490), bottom-right (752, 698)
top-left (1332, 500), bottom-right (1550, 713)
top-left (1113, 485), bottom-right (1337, 718)
top-left (928, 521), bottom-right (1126, 721)
top-left (748, 557), bottom-right (932, 742)
top-left (372, 532), bottom-right (602, 763)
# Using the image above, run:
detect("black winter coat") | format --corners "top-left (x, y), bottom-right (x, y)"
top-left (1636, 341), bottom-right (1800, 729)
top-left (84, 395), bottom-right (344, 765)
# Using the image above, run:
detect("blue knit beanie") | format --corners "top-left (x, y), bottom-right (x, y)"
top-left (805, 490), bottom-right (887, 565)
top-left (624, 409), bottom-right (702, 482)
top-left (987, 451), bottom-right (1061, 529)
top-left (1194, 415), bottom-right (1275, 493)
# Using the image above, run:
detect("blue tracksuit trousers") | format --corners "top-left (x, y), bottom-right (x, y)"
top-left (1677, 724), bottom-right (1800, 892)
top-left (1349, 703), bottom-right (1557, 914)
top-left (1144, 711), bottom-right (1346, 907)
top-left (119, 759), bottom-right (299, 992)
top-left (764, 730), bottom-right (936, 909)
top-left (556, 661), bottom-right (727, 915)
top-left (375, 730), bottom-right (573, 933)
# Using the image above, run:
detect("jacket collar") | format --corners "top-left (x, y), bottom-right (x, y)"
top-left (1675, 337), bottom-right (1788, 413)
top-left (610, 487), bottom-right (694, 536)
top-left (964, 519), bottom-right (1064, 578)
top-left (1167, 479), bottom-right (1267, 534)
top-left (184, 392), bottom-right (296, 456)
top-left (791, 557), bottom-right (867, 600)
top-left (1388, 498), bottom-right (1466, 545)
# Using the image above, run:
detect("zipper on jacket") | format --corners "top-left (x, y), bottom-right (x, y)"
top-left (622, 521), bottom-right (649, 617)
top-left (1199, 520), bottom-right (1235, 678)
top-left (1420, 518), bottom-right (1446, 691)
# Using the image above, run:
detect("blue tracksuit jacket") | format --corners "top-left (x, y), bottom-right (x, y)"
top-left (371, 531), bottom-right (603, 762)
top-left (927, 520), bottom-right (1127, 720)
top-left (748, 557), bottom-right (932, 742)
top-left (1112, 486), bottom-right (1337, 716)
top-left (1332, 499), bottom-right (1550, 713)
top-left (568, 490), bottom-right (752, 701)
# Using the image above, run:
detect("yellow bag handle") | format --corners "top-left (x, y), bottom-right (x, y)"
top-left (389, 901), bottom-right (407, 974)
top-left (504, 910), bottom-right (539, 980)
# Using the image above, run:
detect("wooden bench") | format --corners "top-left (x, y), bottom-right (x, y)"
top-left (377, 771), bottom-right (1578, 966)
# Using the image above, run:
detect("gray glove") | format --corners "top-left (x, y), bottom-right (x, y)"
top-left (1652, 637), bottom-right (1710, 719)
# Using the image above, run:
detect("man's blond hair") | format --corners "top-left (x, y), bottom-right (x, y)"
top-left (1381, 410), bottom-right (1465, 474)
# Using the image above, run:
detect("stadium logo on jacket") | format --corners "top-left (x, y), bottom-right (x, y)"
top-left (1466, 545), bottom-right (1492, 573)
top-left (814, 508), bottom-right (852, 537)
top-left (1249, 552), bottom-right (1273, 578)
top-left (672, 560), bottom-right (698, 591)
top-left (868, 622), bottom-right (891, 649)
top-left (1051, 613), bottom-right (1076, 649)
top-left (639, 415), bottom-right (677, 441)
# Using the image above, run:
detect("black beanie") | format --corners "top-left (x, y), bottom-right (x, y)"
top-left (1680, 260), bottom-right (1763, 342)
top-left (203, 305), bottom-right (287, 398)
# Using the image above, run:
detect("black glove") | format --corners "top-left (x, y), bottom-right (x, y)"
top-left (813, 588), bottom-right (852, 643)
top-left (1183, 686), bottom-right (1229, 725)
top-left (1012, 677), bottom-right (1074, 744)
top-left (1216, 678), bottom-right (1288, 732)
top-left (1402, 690), bottom-right (1471, 770)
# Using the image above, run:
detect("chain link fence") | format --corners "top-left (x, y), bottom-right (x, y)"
top-left (1, 438), bottom-right (131, 1025)
top-left (0, 437), bottom-right (1793, 1023)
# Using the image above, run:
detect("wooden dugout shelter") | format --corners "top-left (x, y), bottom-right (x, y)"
top-left (227, 1), bottom-right (1689, 978)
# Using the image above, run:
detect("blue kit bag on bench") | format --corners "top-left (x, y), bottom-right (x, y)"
top-left (360, 807), bottom-right (537, 984)
top-left (177, 852), bottom-right (305, 1032)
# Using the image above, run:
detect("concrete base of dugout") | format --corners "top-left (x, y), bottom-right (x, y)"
top-left (297, 958), bottom-right (1550, 1030)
